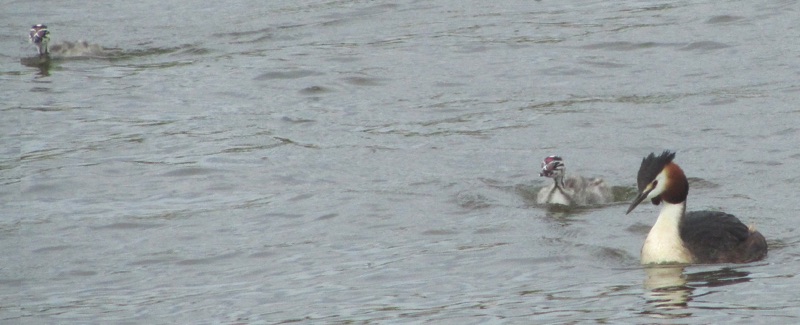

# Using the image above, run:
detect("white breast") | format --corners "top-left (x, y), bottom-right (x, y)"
top-left (537, 185), bottom-right (572, 205)
top-left (641, 203), bottom-right (693, 264)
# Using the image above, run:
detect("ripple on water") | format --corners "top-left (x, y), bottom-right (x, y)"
top-left (159, 167), bottom-right (224, 177)
top-left (254, 70), bottom-right (323, 80)
top-left (6, 0), bottom-right (800, 323)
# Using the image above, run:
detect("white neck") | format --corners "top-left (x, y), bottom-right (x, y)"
top-left (548, 185), bottom-right (572, 205)
top-left (641, 201), bottom-right (693, 264)
top-left (37, 43), bottom-right (48, 55)
top-left (553, 174), bottom-right (576, 203)
top-left (537, 177), bottom-right (573, 205)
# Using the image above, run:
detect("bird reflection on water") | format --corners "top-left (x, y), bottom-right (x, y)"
top-left (641, 266), bottom-right (754, 319)
top-left (20, 56), bottom-right (52, 77)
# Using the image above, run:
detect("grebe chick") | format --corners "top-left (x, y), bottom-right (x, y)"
top-left (536, 155), bottom-right (612, 206)
top-left (29, 24), bottom-right (50, 56)
top-left (626, 151), bottom-right (767, 264)
top-left (28, 24), bottom-right (105, 58)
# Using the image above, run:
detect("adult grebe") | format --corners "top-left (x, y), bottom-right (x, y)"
top-left (537, 155), bottom-right (612, 206)
top-left (626, 151), bottom-right (767, 264)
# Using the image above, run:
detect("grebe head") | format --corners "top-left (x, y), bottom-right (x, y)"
top-left (29, 24), bottom-right (50, 56)
top-left (539, 155), bottom-right (565, 179)
top-left (626, 150), bottom-right (688, 214)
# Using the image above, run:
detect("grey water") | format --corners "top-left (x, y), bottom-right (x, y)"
top-left (2, 0), bottom-right (799, 323)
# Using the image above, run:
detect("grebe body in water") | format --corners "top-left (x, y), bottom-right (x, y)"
top-left (626, 151), bottom-right (767, 264)
top-left (28, 24), bottom-right (105, 58)
top-left (29, 24), bottom-right (50, 56)
top-left (536, 155), bottom-right (612, 206)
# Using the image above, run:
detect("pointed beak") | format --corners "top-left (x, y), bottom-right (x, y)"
top-left (539, 162), bottom-right (555, 177)
top-left (626, 188), bottom-right (652, 214)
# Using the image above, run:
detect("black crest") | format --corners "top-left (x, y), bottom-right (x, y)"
top-left (636, 150), bottom-right (675, 191)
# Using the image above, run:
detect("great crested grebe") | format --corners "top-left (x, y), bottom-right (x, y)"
top-left (537, 155), bottom-right (613, 206)
top-left (29, 24), bottom-right (50, 56)
top-left (626, 151), bottom-right (767, 264)
top-left (28, 24), bottom-right (104, 58)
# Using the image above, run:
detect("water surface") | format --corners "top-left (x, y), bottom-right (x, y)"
top-left (2, 0), bottom-right (799, 323)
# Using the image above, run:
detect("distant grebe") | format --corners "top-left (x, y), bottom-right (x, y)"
top-left (626, 151), bottom-right (768, 264)
top-left (537, 155), bottom-right (612, 206)
top-left (28, 24), bottom-right (105, 58)
top-left (29, 24), bottom-right (50, 56)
